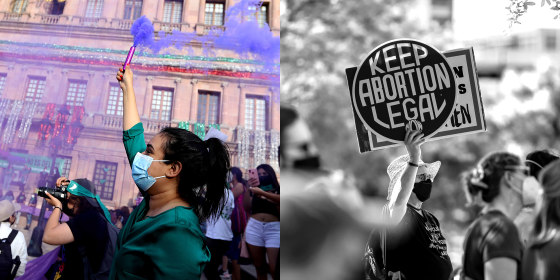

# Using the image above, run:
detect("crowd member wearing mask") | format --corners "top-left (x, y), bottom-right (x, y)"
top-left (522, 159), bottom-right (560, 280)
top-left (113, 65), bottom-right (231, 279)
top-left (462, 152), bottom-right (533, 280)
top-left (515, 150), bottom-right (559, 245)
top-left (365, 126), bottom-right (452, 280)
top-left (247, 163), bottom-right (280, 280)
top-left (282, 105), bottom-right (379, 280)
top-left (43, 178), bottom-right (115, 279)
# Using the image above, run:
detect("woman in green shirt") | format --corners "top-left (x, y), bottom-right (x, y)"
top-left (112, 64), bottom-right (231, 279)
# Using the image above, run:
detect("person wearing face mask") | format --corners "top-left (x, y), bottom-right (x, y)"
top-left (522, 159), bottom-right (560, 280)
top-left (515, 150), bottom-right (559, 246)
top-left (280, 106), bottom-right (325, 196)
top-left (364, 126), bottom-right (452, 280)
top-left (0, 200), bottom-right (27, 279)
top-left (42, 177), bottom-right (116, 280)
top-left (461, 152), bottom-right (528, 280)
top-left (246, 163), bottom-right (280, 280)
top-left (114, 65), bottom-right (231, 279)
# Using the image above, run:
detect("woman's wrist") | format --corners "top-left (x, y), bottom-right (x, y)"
top-left (53, 205), bottom-right (63, 212)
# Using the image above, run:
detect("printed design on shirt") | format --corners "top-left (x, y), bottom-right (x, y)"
top-left (221, 202), bottom-right (234, 221)
top-left (425, 222), bottom-right (449, 259)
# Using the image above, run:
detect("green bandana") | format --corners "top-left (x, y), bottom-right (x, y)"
top-left (260, 184), bottom-right (275, 192)
top-left (67, 180), bottom-right (113, 225)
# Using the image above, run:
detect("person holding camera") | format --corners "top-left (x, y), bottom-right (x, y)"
top-left (113, 64), bottom-right (231, 279)
top-left (42, 177), bottom-right (117, 280)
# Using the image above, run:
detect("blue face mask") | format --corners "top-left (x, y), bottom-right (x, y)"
top-left (131, 152), bottom-right (169, 191)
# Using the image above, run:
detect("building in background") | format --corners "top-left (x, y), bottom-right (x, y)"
top-left (407, 0), bottom-right (453, 29)
top-left (0, 0), bottom-right (280, 208)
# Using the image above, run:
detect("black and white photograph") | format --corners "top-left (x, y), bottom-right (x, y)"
top-left (281, 0), bottom-right (560, 279)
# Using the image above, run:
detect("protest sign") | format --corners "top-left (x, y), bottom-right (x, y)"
top-left (346, 44), bottom-right (486, 152)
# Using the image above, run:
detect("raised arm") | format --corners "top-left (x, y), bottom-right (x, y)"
top-left (388, 127), bottom-right (425, 224)
top-left (117, 63), bottom-right (141, 130)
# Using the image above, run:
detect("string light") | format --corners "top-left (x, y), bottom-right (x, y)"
top-left (269, 129), bottom-right (279, 170)
top-left (253, 129), bottom-right (266, 167)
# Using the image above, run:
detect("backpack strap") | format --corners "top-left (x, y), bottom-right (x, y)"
top-left (5, 230), bottom-right (18, 245)
top-left (5, 230), bottom-right (21, 279)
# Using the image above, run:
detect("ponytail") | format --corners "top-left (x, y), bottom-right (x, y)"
top-left (159, 127), bottom-right (231, 223)
top-left (202, 137), bottom-right (231, 221)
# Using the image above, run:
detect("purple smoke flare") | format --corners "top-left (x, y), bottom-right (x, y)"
top-left (126, 0), bottom-right (279, 74)
top-left (131, 15), bottom-right (155, 47)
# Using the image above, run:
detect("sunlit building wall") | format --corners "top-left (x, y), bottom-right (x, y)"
top-left (0, 0), bottom-right (280, 208)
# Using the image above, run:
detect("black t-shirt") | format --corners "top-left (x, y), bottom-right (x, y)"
top-left (462, 210), bottom-right (523, 280)
top-left (63, 208), bottom-right (110, 279)
top-left (522, 233), bottom-right (560, 280)
top-left (251, 185), bottom-right (280, 218)
top-left (366, 205), bottom-right (452, 280)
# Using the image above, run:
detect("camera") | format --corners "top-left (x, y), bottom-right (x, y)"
top-left (37, 186), bottom-right (68, 202)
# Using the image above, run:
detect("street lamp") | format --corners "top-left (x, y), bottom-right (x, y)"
top-left (27, 104), bottom-right (82, 257)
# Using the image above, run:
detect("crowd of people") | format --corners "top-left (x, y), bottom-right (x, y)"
top-left (363, 128), bottom-right (560, 280)
top-left (0, 63), bottom-right (280, 280)
top-left (280, 103), bottom-right (560, 280)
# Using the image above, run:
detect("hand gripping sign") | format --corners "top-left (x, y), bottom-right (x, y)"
top-left (346, 39), bottom-right (486, 152)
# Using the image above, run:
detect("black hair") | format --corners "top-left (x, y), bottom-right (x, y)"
top-left (476, 152), bottom-right (522, 203)
top-left (256, 164), bottom-right (280, 190)
top-left (280, 105), bottom-right (299, 163)
top-left (526, 149), bottom-right (560, 178)
top-left (461, 170), bottom-right (479, 206)
top-left (230, 167), bottom-right (246, 185)
top-left (159, 127), bottom-right (231, 223)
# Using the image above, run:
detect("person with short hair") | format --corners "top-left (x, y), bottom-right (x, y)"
top-left (0, 200), bottom-right (27, 279)
top-left (522, 159), bottom-right (560, 280)
top-left (462, 152), bottom-right (532, 280)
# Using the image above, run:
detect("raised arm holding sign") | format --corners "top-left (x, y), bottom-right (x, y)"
top-left (364, 125), bottom-right (452, 280)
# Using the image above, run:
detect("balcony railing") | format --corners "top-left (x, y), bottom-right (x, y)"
top-left (39, 14), bottom-right (67, 24)
top-left (78, 16), bottom-right (104, 27)
top-left (152, 21), bottom-right (190, 32)
top-left (195, 23), bottom-right (226, 35)
top-left (232, 127), bottom-right (273, 144)
top-left (110, 18), bottom-right (134, 30)
top-left (0, 12), bottom-right (194, 33)
top-left (1, 12), bottom-right (30, 22)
